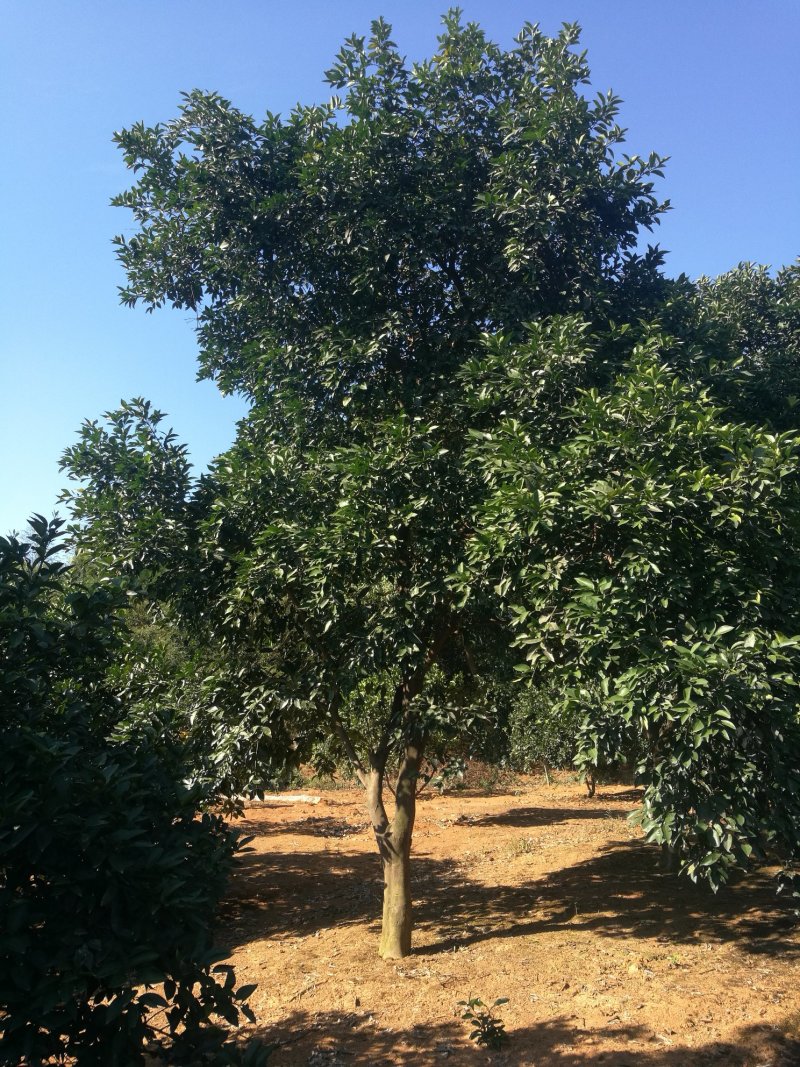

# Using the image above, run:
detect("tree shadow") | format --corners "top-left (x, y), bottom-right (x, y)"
top-left (218, 830), bottom-right (797, 962)
top-left (217, 845), bottom-right (384, 950)
top-left (234, 799), bottom-right (629, 842)
top-left (415, 839), bottom-right (798, 958)
top-left (221, 799), bottom-right (636, 945)
top-left (244, 1009), bottom-right (800, 1066)
top-left (601, 788), bottom-right (644, 803)
top-left (234, 814), bottom-right (370, 840)
top-left (431, 784), bottom-right (541, 799)
top-left (464, 805), bottom-right (629, 827)
top-left (218, 797), bottom-right (799, 1064)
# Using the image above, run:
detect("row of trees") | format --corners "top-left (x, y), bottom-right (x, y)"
top-left (4, 10), bottom-right (800, 1060)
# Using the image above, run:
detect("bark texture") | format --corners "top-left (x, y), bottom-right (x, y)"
top-left (351, 626), bottom-right (453, 957)
top-left (366, 740), bottom-right (421, 959)
top-left (380, 855), bottom-right (413, 958)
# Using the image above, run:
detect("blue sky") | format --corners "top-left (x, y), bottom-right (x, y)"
top-left (2, 0), bottom-right (798, 535)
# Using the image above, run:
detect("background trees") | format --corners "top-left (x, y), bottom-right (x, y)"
top-left (695, 261), bottom-right (800, 431)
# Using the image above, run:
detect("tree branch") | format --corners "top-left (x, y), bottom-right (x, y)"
top-left (327, 696), bottom-right (367, 787)
top-left (375, 617), bottom-right (457, 767)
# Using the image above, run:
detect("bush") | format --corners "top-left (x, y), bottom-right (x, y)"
top-left (0, 517), bottom-right (266, 1066)
top-left (507, 685), bottom-right (582, 775)
top-left (572, 704), bottom-right (639, 795)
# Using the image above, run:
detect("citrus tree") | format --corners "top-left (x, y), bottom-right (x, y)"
top-left (62, 11), bottom-right (800, 961)
top-left (0, 517), bottom-right (264, 1064)
top-left (459, 322), bottom-right (800, 889)
top-left (70, 12), bottom-right (667, 959)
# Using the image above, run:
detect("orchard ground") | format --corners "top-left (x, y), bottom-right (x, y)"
top-left (219, 774), bottom-right (800, 1066)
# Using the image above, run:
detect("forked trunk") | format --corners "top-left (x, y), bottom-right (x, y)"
top-left (366, 741), bottom-right (421, 959)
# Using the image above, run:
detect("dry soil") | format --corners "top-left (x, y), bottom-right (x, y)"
top-left (218, 776), bottom-right (800, 1066)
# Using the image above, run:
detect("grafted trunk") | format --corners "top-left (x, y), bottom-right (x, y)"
top-left (380, 854), bottom-right (412, 958)
top-left (365, 741), bottom-right (421, 959)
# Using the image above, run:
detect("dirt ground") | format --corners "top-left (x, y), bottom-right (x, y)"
top-left (219, 776), bottom-right (800, 1066)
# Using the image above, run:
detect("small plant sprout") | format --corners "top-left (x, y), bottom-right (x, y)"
top-left (458, 996), bottom-right (509, 1049)
top-left (508, 835), bottom-right (537, 857)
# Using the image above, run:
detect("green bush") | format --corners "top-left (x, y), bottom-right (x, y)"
top-left (0, 517), bottom-right (267, 1066)
top-left (572, 703), bottom-right (639, 795)
top-left (506, 685), bottom-right (582, 775)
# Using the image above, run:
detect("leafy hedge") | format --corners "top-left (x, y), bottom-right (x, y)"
top-left (0, 517), bottom-right (268, 1065)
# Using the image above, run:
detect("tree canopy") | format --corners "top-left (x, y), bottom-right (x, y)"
top-left (61, 11), bottom-right (800, 958)
top-left (112, 13), bottom-right (668, 399)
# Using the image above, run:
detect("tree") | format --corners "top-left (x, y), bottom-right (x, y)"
top-left (0, 517), bottom-right (266, 1065)
top-left (694, 261), bottom-right (800, 431)
top-left (61, 398), bottom-right (334, 804)
top-left (460, 323), bottom-right (800, 888)
top-left (73, 12), bottom-right (670, 960)
top-left (63, 11), bottom-right (800, 962)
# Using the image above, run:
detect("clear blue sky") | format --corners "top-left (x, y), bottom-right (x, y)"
top-left (2, 1), bottom-right (798, 535)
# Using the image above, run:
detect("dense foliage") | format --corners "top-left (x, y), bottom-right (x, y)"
top-left (0, 517), bottom-right (265, 1065)
top-left (695, 261), bottom-right (800, 431)
top-left (460, 322), bottom-right (800, 887)
top-left (58, 10), bottom-right (800, 957)
top-left (506, 685), bottom-right (584, 777)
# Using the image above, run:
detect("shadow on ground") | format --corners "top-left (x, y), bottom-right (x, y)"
top-left (235, 804), bottom-right (624, 840)
top-left (463, 805), bottom-right (629, 828)
top-left (243, 1010), bottom-right (800, 1066)
top-left (219, 799), bottom-right (797, 960)
top-left (234, 814), bottom-right (371, 840)
top-left (416, 838), bottom-right (798, 958)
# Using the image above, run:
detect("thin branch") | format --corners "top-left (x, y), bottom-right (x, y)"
top-left (415, 754), bottom-right (463, 797)
top-left (407, 619), bottom-right (457, 701)
top-left (376, 617), bottom-right (456, 770)
top-left (375, 683), bottom-right (407, 768)
top-left (327, 697), bottom-right (367, 787)
top-left (460, 627), bottom-right (478, 677)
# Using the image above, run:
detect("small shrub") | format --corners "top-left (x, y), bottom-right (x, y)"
top-left (507, 835), bottom-right (537, 857)
top-left (458, 996), bottom-right (509, 1050)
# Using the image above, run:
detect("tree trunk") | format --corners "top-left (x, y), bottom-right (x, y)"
top-left (379, 853), bottom-right (412, 958)
top-left (365, 740), bottom-right (421, 959)
top-left (359, 629), bottom-right (452, 958)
